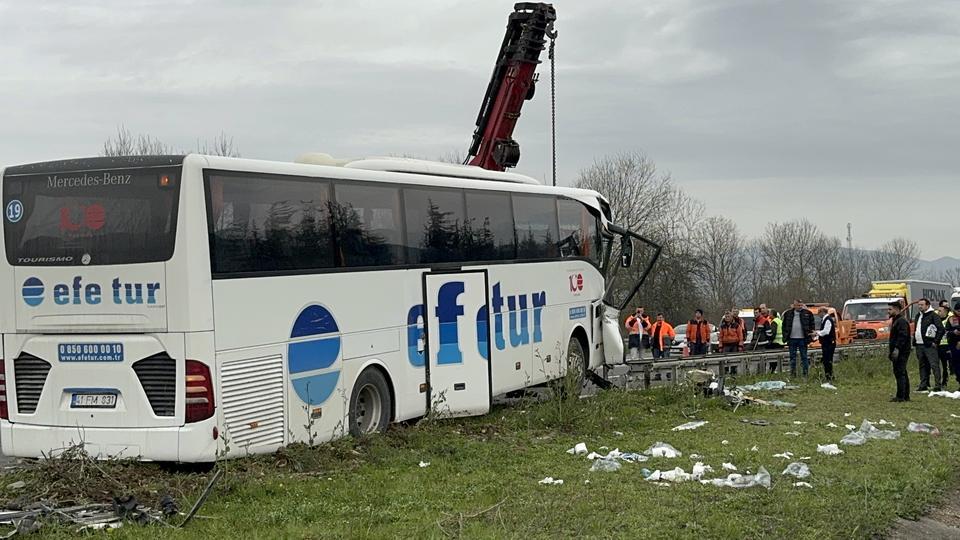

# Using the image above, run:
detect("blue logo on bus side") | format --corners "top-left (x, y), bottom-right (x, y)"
top-left (288, 305), bottom-right (341, 406)
top-left (405, 281), bottom-right (546, 366)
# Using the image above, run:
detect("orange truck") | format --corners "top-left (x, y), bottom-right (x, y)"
top-left (805, 303), bottom-right (853, 347)
top-left (842, 280), bottom-right (953, 342)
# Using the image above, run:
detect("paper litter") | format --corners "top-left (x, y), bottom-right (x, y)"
top-left (418, 461), bottom-right (431, 468)
top-left (691, 462), bottom-right (714, 480)
top-left (794, 482), bottom-right (813, 489)
top-left (844, 413), bottom-right (852, 417)
top-left (773, 452), bottom-right (794, 459)
top-left (906, 422), bottom-right (940, 435)
top-left (672, 420), bottom-right (709, 431)
top-left (826, 423), bottom-right (838, 428)
top-left (645, 442), bottom-right (682, 458)
top-left (539, 477), bottom-right (564, 485)
top-left (567, 442), bottom-right (588, 455)
top-left (820, 383), bottom-right (838, 390)
top-left (750, 446), bottom-right (759, 452)
top-left (646, 467), bottom-right (692, 483)
top-left (721, 440), bottom-right (730, 445)
top-left (700, 467), bottom-right (771, 489)
top-left (928, 390), bottom-right (960, 400)
top-left (614, 431), bottom-right (624, 436)
top-left (722, 462), bottom-right (738, 471)
top-left (782, 462), bottom-right (811, 479)
top-left (817, 444), bottom-right (844, 456)
top-left (784, 432), bottom-right (801, 436)
top-left (844, 424), bottom-right (856, 431)
top-left (792, 421), bottom-right (808, 425)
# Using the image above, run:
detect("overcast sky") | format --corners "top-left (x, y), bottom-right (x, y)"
top-left (1, 0), bottom-right (956, 259)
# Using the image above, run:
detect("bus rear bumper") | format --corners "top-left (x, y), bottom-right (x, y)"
top-left (0, 419), bottom-right (218, 462)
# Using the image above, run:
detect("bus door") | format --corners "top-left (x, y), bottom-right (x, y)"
top-left (422, 270), bottom-right (492, 417)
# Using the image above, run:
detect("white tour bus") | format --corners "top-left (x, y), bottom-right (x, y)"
top-left (0, 154), bottom-right (656, 462)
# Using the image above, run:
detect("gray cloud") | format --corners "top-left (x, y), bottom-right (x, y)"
top-left (0, 0), bottom-right (956, 258)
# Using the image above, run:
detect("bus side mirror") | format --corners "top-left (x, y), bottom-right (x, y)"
top-left (620, 236), bottom-right (633, 268)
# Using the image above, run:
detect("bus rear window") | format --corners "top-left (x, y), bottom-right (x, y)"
top-left (3, 167), bottom-right (181, 266)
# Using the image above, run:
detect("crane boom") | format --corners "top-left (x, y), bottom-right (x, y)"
top-left (466, 2), bottom-right (556, 171)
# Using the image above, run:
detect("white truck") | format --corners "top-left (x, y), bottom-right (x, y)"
top-left (842, 280), bottom-right (953, 341)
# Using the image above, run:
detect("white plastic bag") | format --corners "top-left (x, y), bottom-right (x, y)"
top-left (645, 442), bottom-right (682, 458)
top-left (590, 458), bottom-right (621, 473)
top-left (840, 431), bottom-right (866, 446)
top-left (567, 442), bottom-right (588, 455)
top-left (700, 467), bottom-right (771, 489)
top-left (672, 420), bottom-right (708, 432)
top-left (782, 462), bottom-right (811, 479)
top-left (817, 444), bottom-right (843, 456)
top-left (906, 422), bottom-right (940, 435)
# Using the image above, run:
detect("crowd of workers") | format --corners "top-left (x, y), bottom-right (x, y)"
top-left (624, 298), bottom-right (960, 399)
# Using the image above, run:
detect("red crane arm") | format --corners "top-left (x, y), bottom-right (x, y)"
top-left (466, 3), bottom-right (556, 171)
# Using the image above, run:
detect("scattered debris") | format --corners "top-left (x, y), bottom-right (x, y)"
top-left (826, 423), bottom-right (838, 428)
top-left (750, 446), bottom-right (759, 452)
top-left (951, 414), bottom-right (960, 419)
top-left (840, 431), bottom-right (867, 446)
top-left (567, 442), bottom-right (588, 455)
top-left (419, 461), bottom-right (431, 468)
top-left (620, 452), bottom-right (649, 463)
top-left (672, 420), bottom-right (708, 432)
top-left (645, 442), bottom-right (682, 458)
top-left (722, 463), bottom-right (738, 472)
top-left (782, 462), bottom-right (811, 479)
top-left (590, 459), bottom-right (622, 473)
top-left (740, 418), bottom-right (771, 427)
top-left (906, 422), bottom-right (940, 435)
top-left (769, 400), bottom-right (797, 408)
top-left (817, 444), bottom-right (844, 456)
top-left (845, 424), bottom-right (856, 431)
top-left (820, 383), bottom-right (838, 391)
top-left (5, 481), bottom-right (26, 491)
top-left (784, 432), bottom-right (802, 436)
top-left (692, 462), bottom-right (714, 480)
top-left (700, 467), bottom-right (771, 489)
top-left (538, 477), bottom-right (564, 485)
top-left (792, 421), bottom-right (807, 425)
top-left (844, 413), bottom-right (852, 417)
top-left (738, 381), bottom-right (790, 391)
top-left (613, 431), bottom-right (624, 436)
top-left (689, 454), bottom-right (702, 459)
top-left (773, 452), bottom-right (794, 459)
top-left (928, 390), bottom-right (960, 400)
top-left (841, 420), bottom-right (900, 446)
top-left (794, 482), bottom-right (814, 489)
top-left (646, 467), bottom-right (692, 483)
top-left (721, 440), bottom-right (730, 446)
top-left (877, 419), bottom-right (896, 427)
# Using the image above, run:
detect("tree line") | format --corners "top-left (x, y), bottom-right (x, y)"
top-left (576, 151), bottom-right (957, 325)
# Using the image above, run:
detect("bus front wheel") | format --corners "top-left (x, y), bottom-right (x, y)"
top-left (349, 368), bottom-right (392, 437)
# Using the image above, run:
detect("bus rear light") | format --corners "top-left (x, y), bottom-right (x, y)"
top-left (185, 360), bottom-right (215, 424)
top-left (0, 359), bottom-right (7, 420)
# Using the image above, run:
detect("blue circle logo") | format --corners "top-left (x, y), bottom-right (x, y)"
top-left (288, 305), bottom-right (342, 405)
top-left (6, 200), bottom-right (23, 223)
top-left (22, 277), bottom-right (45, 307)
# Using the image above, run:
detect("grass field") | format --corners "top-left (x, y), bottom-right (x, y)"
top-left (8, 353), bottom-right (960, 539)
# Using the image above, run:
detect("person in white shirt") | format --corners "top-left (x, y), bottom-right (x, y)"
top-left (914, 298), bottom-right (945, 391)
top-left (815, 307), bottom-right (837, 382)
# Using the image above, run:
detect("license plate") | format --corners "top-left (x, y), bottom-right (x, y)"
top-left (71, 393), bottom-right (117, 408)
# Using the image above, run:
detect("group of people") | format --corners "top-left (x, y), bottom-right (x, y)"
top-left (623, 300), bottom-right (844, 380)
top-left (887, 299), bottom-right (960, 402)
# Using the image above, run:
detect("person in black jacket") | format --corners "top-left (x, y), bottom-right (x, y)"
top-left (781, 300), bottom-right (816, 378)
top-left (945, 309), bottom-right (960, 389)
top-left (888, 301), bottom-right (912, 402)
top-left (815, 307), bottom-right (837, 382)
top-left (914, 298), bottom-right (945, 392)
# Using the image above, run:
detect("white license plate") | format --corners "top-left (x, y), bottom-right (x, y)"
top-left (71, 393), bottom-right (117, 408)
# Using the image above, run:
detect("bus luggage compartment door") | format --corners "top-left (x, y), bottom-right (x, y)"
top-left (423, 270), bottom-right (492, 418)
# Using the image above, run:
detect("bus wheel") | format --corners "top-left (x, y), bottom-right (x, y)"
top-left (553, 335), bottom-right (587, 399)
top-left (349, 368), bottom-right (392, 437)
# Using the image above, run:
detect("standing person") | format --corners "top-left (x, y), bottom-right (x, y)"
top-left (687, 309), bottom-right (712, 356)
top-left (767, 310), bottom-right (785, 350)
top-left (937, 302), bottom-right (954, 388)
top-left (650, 314), bottom-right (676, 360)
top-left (781, 300), bottom-right (815, 378)
top-left (625, 307), bottom-right (651, 361)
top-left (888, 301), bottom-right (912, 402)
top-left (914, 298), bottom-right (945, 391)
top-left (719, 312), bottom-right (744, 354)
top-left (815, 307), bottom-right (837, 382)
top-left (752, 308), bottom-right (772, 350)
top-left (945, 309), bottom-right (960, 389)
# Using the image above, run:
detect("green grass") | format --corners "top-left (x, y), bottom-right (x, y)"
top-left (11, 354), bottom-right (960, 539)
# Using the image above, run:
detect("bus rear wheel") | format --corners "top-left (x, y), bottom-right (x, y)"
top-left (349, 368), bottom-right (392, 437)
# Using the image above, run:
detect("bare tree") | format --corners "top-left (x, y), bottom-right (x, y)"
top-left (937, 267), bottom-right (960, 287)
top-left (755, 219), bottom-right (831, 309)
top-left (870, 238), bottom-right (921, 280)
top-left (690, 216), bottom-right (747, 316)
top-left (102, 125), bottom-right (241, 157)
top-left (197, 131), bottom-right (241, 157)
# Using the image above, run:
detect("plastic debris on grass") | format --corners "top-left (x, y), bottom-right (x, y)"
top-left (722, 463), bottom-right (738, 472)
top-left (951, 414), bottom-right (960, 419)
top-left (737, 381), bottom-right (789, 391)
top-left (844, 424), bottom-right (856, 431)
top-left (689, 454), bottom-right (702, 459)
top-left (906, 422), bottom-right (940, 435)
top-left (876, 419), bottom-right (896, 427)
top-left (539, 477), bottom-right (564, 485)
top-left (817, 444), bottom-right (844, 456)
top-left (692, 462), bottom-right (714, 480)
top-left (672, 420), bottom-right (709, 431)
top-left (418, 461), bottom-right (431, 468)
top-left (700, 467), bottom-right (771, 489)
top-left (750, 446), bottom-right (759, 452)
top-left (928, 390), bottom-right (960, 399)
top-left (567, 442), bottom-right (588, 455)
top-left (840, 431), bottom-right (867, 446)
top-left (794, 482), bottom-right (814, 489)
top-left (646, 467), bottom-right (692, 483)
top-left (721, 440), bottom-right (730, 445)
top-left (620, 452), bottom-right (649, 463)
top-left (645, 442), bottom-right (682, 458)
top-left (613, 431), bottom-right (624, 436)
top-left (769, 400), bottom-right (796, 408)
top-left (590, 459), bottom-right (622, 473)
top-left (841, 420), bottom-right (900, 446)
top-left (773, 452), bottom-right (794, 459)
top-left (821, 383), bottom-right (838, 390)
top-left (782, 462), bottom-right (811, 479)
top-left (792, 421), bottom-right (807, 425)
top-left (784, 432), bottom-right (801, 436)
top-left (826, 423), bottom-right (838, 428)
top-left (844, 412), bottom-right (852, 417)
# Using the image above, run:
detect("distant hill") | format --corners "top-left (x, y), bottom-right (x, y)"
top-left (917, 256), bottom-right (960, 279)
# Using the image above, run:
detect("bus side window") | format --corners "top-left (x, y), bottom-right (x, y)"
top-left (465, 191), bottom-right (516, 261)
top-left (513, 195), bottom-right (559, 260)
top-left (403, 188), bottom-right (466, 264)
top-left (331, 182), bottom-right (404, 267)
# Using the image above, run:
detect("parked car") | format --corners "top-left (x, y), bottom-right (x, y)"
top-left (672, 323), bottom-right (719, 356)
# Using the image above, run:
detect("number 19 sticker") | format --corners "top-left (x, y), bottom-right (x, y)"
top-left (5, 200), bottom-right (23, 223)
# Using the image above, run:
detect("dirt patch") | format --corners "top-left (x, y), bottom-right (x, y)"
top-left (888, 489), bottom-right (960, 539)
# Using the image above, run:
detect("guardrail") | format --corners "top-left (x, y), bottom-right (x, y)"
top-left (613, 343), bottom-right (888, 390)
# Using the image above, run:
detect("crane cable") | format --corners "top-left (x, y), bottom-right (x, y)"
top-left (548, 27), bottom-right (557, 187)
